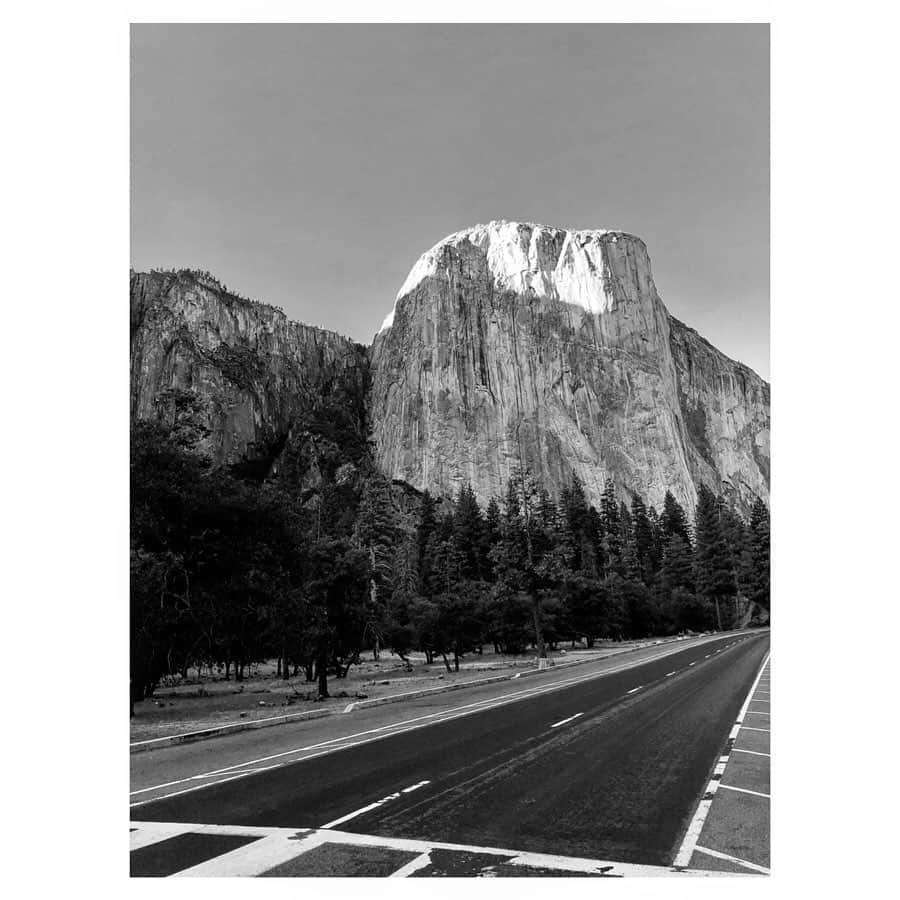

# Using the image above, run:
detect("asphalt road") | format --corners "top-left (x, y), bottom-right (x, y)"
top-left (133, 630), bottom-right (769, 868)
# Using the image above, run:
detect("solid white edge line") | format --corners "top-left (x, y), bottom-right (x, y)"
top-left (672, 649), bottom-right (770, 869)
top-left (132, 632), bottom-right (758, 805)
top-left (693, 845), bottom-right (770, 874)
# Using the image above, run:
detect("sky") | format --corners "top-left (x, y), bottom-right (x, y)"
top-left (131, 24), bottom-right (769, 379)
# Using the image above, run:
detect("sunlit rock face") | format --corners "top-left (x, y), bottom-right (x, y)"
top-left (130, 270), bottom-right (368, 470)
top-left (130, 221), bottom-right (769, 518)
top-left (370, 221), bottom-right (769, 517)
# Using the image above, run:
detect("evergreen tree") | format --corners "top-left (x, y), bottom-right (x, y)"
top-left (619, 500), bottom-right (641, 581)
top-left (453, 483), bottom-right (485, 580)
top-left (694, 485), bottom-right (737, 629)
top-left (647, 505), bottom-right (664, 576)
top-left (416, 491), bottom-right (439, 596)
top-left (660, 533), bottom-right (695, 595)
top-left (353, 473), bottom-right (399, 658)
top-left (600, 479), bottom-right (621, 572)
top-left (749, 498), bottom-right (771, 614)
top-left (586, 505), bottom-right (606, 579)
top-left (482, 496), bottom-right (502, 580)
top-left (660, 490), bottom-right (692, 548)
top-left (631, 495), bottom-right (657, 586)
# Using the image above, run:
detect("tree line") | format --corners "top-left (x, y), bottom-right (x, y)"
top-left (131, 415), bottom-right (769, 714)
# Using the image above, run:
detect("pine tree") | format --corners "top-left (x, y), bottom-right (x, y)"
top-left (694, 485), bottom-right (737, 629)
top-left (720, 503), bottom-right (753, 618)
top-left (600, 480), bottom-right (621, 572)
top-left (661, 533), bottom-right (695, 595)
top-left (482, 496), bottom-right (502, 581)
top-left (416, 491), bottom-right (439, 597)
top-left (586, 505), bottom-right (606, 579)
top-left (354, 473), bottom-right (400, 658)
top-left (660, 490), bottom-right (692, 548)
top-left (619, 501), bottom-right (640, 581)
top-left (645, 502), bottom-right (664, 581)
top-left (749, 498), bottom-right (771, 614)
top-left (453, 483), bottom-right (485, 580)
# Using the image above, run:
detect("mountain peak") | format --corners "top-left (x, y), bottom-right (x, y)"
top-left (379, 220), bottom-right (648, 334)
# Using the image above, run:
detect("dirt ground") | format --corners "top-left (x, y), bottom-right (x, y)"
top-left (130, 639), bottom-right (682, 743)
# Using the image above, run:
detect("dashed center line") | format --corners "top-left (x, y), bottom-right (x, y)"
top-left (550, 712), bottom-right (583, 728)
top-left (626, 686), bottom-right (642, 694)
top-left (665, 671), bottom-right (677, 677)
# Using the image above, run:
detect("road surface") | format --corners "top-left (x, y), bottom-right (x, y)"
top-left (130, 629), bottom-right (770, 876)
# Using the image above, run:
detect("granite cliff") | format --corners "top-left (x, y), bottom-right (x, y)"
top-left (130, 270), bottom-right (369, 487)
top-left (131, 221), bottom-right (769, 517)
top-left (370, 221), bottom-right (769, 517)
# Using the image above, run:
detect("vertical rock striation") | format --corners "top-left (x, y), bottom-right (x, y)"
top-left (369, 221), bottom-right (769, 517)
top-left (130, 270), bottom-right (368, 472)
top-left (130, 221), bottom-right (769, 517)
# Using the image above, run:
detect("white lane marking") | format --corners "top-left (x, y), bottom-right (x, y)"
top-left (693, 845), bottom-right (770, 874)
top-left (131, 633), bottom-right (746, 805)
top-left (550, 712), bottom-right (583, 728)
top-left (745, 711), bottom-right (770, 716)
top-left (717, 784), bottom-right (770, 799)
top-left (390, 851), bottom-right (433, 877)
top-left (741, 726), bottom-right (770, 733)
top-left (322, 780), bottom-right (431, 829)
top-left (731, 748), bottom-right (770, 757)
top-left (689, 662), bottom-right (696, 667)
top-left (673, 650), bottom-right (770, 869)
top-left (130, 822), bottom-right (195, 851)
top-left (198, 764), bottom-right (278, 779)
top-left (174, 832), bottom-right (327, 877)
top-left (665, 671), bottom-right (676, 677)
top-left (135, 820), bottom-right (725, 877)
top-left (704, 654), bottom-right (710, 658)
top-left (132, 634), bottom-right (738, 750)
top-left (626, 686), bottom-right (642, 694)
top-left (402, 780), bottom-right (430, 793)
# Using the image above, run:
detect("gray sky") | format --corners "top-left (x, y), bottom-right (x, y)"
top-left (132, 24), bottom-right (769, 379)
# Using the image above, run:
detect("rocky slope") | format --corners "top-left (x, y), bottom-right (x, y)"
top-left (370, 221), bottom-right (769, 517)
top-left (131, 221), bottom-right (769, 518)
top-left (130, 270), bottom-right (369, 483)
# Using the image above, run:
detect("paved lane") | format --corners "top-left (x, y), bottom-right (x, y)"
top-left (134, 630), bottom-right (768, 868)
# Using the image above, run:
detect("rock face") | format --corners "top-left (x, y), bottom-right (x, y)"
top-left (130, 270), bottom-right (369, 473)
top-left (131, 221), bottom-right (769, 518)
top-left (370, 221), bottom-right (769, 517)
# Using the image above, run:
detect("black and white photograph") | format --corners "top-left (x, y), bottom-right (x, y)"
top-left (126, 20), bottom-right (771, 877)
top-left (14, 1), bottom-right (898, 891)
